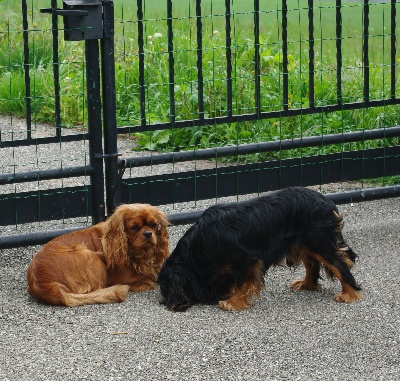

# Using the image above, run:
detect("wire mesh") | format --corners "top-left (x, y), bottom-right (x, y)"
top-left (115, 0), bottom-right (400, 210)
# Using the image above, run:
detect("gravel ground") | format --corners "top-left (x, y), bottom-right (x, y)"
top-left (0, 197), bottom-right (399, 381)
top-left (1, 116), bottom-right (399, 380)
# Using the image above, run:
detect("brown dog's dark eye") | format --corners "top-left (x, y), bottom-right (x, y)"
top-left (149, 222), bottom-right (157, 228)
top-left (131, 225), bottom-right (140, 231)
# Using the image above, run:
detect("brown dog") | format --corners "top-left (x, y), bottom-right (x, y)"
top-left (27, 204), bottom-right (169, 306)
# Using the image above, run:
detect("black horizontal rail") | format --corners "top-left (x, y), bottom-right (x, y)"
top-left (170, 185), bottom-right (400, 220)
top-left (171, 185), bottom-right (400, 223)
top-left (3, 145), bottom-right (397, 227)
top-left (1, 185), bottom-right (399, 249)
top-left (121, 146), bottom-right (400, 206)
top-left (117, 99), bottom-right (400, 133)
top-left (5, 126), bottom-right (398, 185)
top-left (125, 126), bottom-right (400, 167)
top-left (0, 165), bottom-right (94, 185)
top-left (0, 132), bottom-right (89, 149)
top-left (1, 99), bottom-right (399, 148)
top-left (0, 227), bottom-right (84, 249)
top-left (2, 126), bottom-right (398, 186)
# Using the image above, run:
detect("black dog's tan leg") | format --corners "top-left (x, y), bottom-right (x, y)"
top-left (218, 259), bottom-right (264, 311)
top-left (311, 253), bottom-right (362, 303)
top-left (290, 256), bottom-right (320, 291)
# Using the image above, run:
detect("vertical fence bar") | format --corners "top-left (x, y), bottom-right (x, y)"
top-left (21, 0), bottom-right (32, 139)
top-left (101, 0), bottom-right (120, 214)
top-left (196, 0), bottom-right (205, 121)
top-left (137, 0), bottom-right (146, 128)
top-left (390, 0), bottom-right (396, 99)
top-left (51, 0), bottom-right (61, 137)
top-left (85, 40), bottom-right (105, 223)
top-left (225, 0), bottom-right (233, 119)
top-left (308, 0), bottom-right (315, 108)
top-left (167, 0), bottom-right (176, 125)
top-left (254, 0), bottom-right (261, 117)
top-left (336, 0), bottom-right (342, 104)
top-left (282, 0), bottom-right (289, 110)
top-left (363, 0), bottom-right (369, 102)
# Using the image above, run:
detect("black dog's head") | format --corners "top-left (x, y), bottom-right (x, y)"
top-left (157, 240), bottom-right (195, 312)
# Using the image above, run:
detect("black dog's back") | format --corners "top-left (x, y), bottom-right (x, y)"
top-left (158, 187), bottom-right (361, 311)
top-left (190, 187), bottom-right (341, 267)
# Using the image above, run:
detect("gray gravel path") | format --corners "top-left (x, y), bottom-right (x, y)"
top-left (1, 116), bottom-right (399, 380)
top-left (0, 197), bottom-right (399, 381)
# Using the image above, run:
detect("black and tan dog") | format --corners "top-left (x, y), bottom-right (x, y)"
top-left (158, 187), bottom-right (361, 312)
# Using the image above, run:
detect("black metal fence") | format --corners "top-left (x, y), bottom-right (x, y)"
top-left (0, 0), bottom-right (400, 248)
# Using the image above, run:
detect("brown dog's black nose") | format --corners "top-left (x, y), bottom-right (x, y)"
top-left (143, 230), bottom-right (152, 239)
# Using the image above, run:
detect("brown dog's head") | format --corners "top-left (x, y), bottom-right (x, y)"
top-left (101, 204), bottom-right (169, 271)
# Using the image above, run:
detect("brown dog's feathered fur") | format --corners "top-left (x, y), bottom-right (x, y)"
top-left (27, 204), bottom-right (169, 307)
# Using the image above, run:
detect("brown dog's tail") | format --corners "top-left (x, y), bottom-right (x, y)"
top-left (28, 280), bottom-right (130, 307)
top-left (59, 285), bottom-right (130, 307)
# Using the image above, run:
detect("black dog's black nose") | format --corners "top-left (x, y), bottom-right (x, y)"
top-left (143, 230), bottom-right (152, 239)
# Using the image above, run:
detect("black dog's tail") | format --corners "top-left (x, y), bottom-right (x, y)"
top-left (319, 211), bottom-right (360, 291)
top-left (333, 210), bottom-right (358, 264)
top-left (304, 207), bottom-right (360, 292)
top-left (322, 253), bottom-right (361, 292)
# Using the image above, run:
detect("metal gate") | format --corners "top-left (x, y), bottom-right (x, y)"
top-left (1, 0), bottom-right (400, 249)
top-left (0, 0), bottom-right (116, 248)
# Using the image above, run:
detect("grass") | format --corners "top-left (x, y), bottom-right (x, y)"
top-left (0, 0), bottom-right (399, 166)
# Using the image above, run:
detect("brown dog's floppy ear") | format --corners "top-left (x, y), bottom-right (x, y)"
top-left (153, 208), bottom-right (170, 272)
top-left (101, 205), bottom-right (129, 268)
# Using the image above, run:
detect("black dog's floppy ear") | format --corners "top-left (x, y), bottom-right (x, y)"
top-left (158, 266), bottom-right (192, 312)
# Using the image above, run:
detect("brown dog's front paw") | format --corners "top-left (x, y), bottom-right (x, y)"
top-left (290, 279), bottom-right (319, 291)
top-left (334, 291), bottom-right (362, 303)
top-left (218, 299), bottom-right (250, 311)
top-left (130, 282), bottom-right (156, 292)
